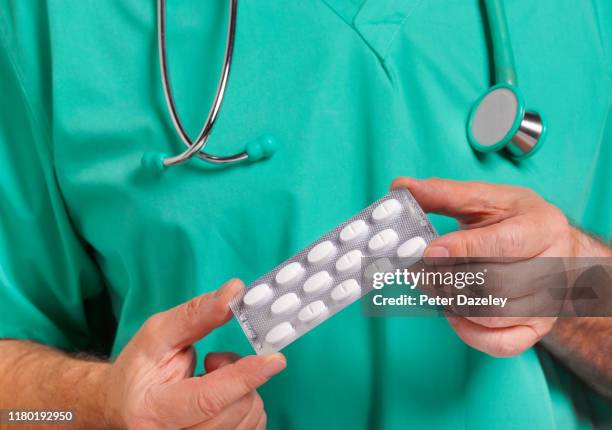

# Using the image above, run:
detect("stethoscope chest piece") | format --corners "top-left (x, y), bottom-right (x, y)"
top-left (467, 84), bottom-right (545, 159)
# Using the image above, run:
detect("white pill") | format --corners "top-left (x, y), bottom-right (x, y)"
top-left (368, 228), bottom-right (399, 253)
top-left (275, 262), bottom-right (304, 287)
top-left (335, 249), bottom-right (363, 273)
top-left (372, 198), bottom-right (402, 223)
top-left (298, 300), bottom-right (329, 324)
top-left (397, 236), bottom-right (427, 258)
top-left (243, 283), bottom-right (273, 308)
top-left (271, 292), bottom-right (301, 315)
top-left (303, 271), bottom-right (333, 295)
top-left (265, 322), bottom-right (295, 346)
top-left (339, 220), bottom-right (369, 243)
top-left (331, 279), bottom-right (361, 303)
top-left (307, 241), bottom-right (337, 265)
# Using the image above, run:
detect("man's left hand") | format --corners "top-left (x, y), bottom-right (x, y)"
top-left (392, 177), bottom-right (596, 357)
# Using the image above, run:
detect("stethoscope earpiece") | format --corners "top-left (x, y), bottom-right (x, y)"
top-left (141, 135), bottom-right (277, 173)
top-left (141, 151), bottom-right (168, 173)
top-left (245, 135), bottom-right (278, 161)
top-left (467, 84), bottom-right (545, 159)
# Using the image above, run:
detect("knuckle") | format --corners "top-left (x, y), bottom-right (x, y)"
top-left (237, 372), bottom-right (264, 394)
top-left (142, 313), bottom-right (164, 336)
top-left (222, 364), bottom-right (264, 397)
top-left (498, 228), bottom-right (523, 256)
top-left (183, 296), bottom-right (205, 321)
top-left (239, 395), bottom-right (264, 429)
top-left (233, 359), bottom-right (267, 388)
top-left (235, 397), bottom-right (252, 416)
top-left (516, 185), bottom-right (537, 197)
top-left (462, 234), bottom-right (484, 257)
top-left (143, 388), bottom-right (158, 414)
top-left (536, 204), bottom-right (572, 239)
top-left (211, 296), bottom-right (230, 315)
top-left (143, 388), bottom-right (171, 424)
top-left (548, 206), bottom-right (570, 231)
top-left (512, 185), bottom-right (539, 202)
top-left (196, 391), bottom-right (224, 419)
top-left (426, 177), bottom-right (447, 191)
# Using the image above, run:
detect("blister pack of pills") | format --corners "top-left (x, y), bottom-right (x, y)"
top-left (230, 188), bottom-right (438, 355)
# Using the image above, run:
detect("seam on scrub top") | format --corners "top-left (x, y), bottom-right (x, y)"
top-left (374, 0), bottom-right (424, 61)
top-left (0, 11), bottom-right (53, 145)
top-left (350, 0), bottom-right (424, 83)
top-left (318, 0), bottom-right (366, 27)
top-left (351, 0), bottom-right (369, 26)
top-left (353, 0), bottom-right (423, 62)
top-left (318, 0), bottom-right (395, 83)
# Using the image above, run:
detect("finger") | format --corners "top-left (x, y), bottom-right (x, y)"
top-left (235, 393), bottom-right (265, 430)
top-left (205, 352), bottom-right (241, 373)
top-left (446, 315), bottom-right (545, 357)
top-left (136, 279), bottom-right (243, 359)
top-left (200, 353), bottom-right (285, 412)
top-left (254, 410), bottom-right (267, 430)
top-left (463, 316), bottom-right (541, 328)
top-left (391, 177), bottom-right (522, 226)
top-left (424, 216), bottom-right (547, 260)
top-left (186, 393), bottom-right (257, 430)
top-left (148, 354), bottom-right (285, 427)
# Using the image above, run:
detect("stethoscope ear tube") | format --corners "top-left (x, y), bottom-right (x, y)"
top-left (483, 0), bottom-right (517, 86)
top-left (153, 0), bottom-right (272, 169)
top-left (141, 135), bottom-right (277, 173)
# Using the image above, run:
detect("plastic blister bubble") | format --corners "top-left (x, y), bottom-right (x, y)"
top-left (230, 188), bottom-right (438, 354)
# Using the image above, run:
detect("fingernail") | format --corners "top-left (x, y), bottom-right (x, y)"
top-left (425, 246), bottom-right (449, 258)
top-left (261, 353), bottom-right (286, 378)
top-left (391, 177), bottom-right (416, 190)
top-left (215, 279), bottom-right (243, 298)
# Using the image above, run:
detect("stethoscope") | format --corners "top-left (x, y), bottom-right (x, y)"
top-left (144, 0), bottom-right (545, 171)
top-left (143, 0), bottom-right (276, 171)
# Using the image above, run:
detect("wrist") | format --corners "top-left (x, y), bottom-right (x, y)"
top-left (52, 356), bottom-right (119, 429)
top-left (95, 363), bottom-right (124, 430)
top-left (70, 359), bottom-right (121, 429)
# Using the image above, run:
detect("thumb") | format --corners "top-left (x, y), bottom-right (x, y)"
top-left (201, 353), bottom-right (286, 408)
top-left (136, 279), bottom-right (243, 360)
top-left (148, 354), bottom-right (286, 428)
top-left (391, 177), bottom-right (516, 226)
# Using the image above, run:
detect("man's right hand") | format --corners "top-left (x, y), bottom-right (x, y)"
top-left (102, 279), bottom-right (285, 429)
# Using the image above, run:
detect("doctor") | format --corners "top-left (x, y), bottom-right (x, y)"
top-left (0, 1), bottom-right (611, 429)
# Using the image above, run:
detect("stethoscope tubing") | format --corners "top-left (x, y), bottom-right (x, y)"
top-left (156, 0), bottom-right (536, 167)
top-left (158, 0), bottom-right (246, 166)
top-left (483, 0), bottom-right (517, 86)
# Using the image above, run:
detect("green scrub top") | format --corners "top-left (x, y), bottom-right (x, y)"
top-left (1, 1), bottom-right (611, 428)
